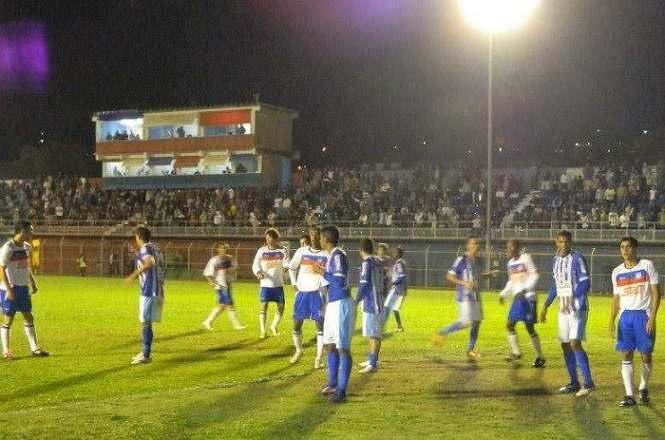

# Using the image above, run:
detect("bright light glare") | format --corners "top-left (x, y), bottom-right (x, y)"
top-left (459, 0), bottom-right (540, 33)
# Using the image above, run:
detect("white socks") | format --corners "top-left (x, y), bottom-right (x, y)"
top-left (24, 324), bottom-right (39, 352)
top-left (507, 333), bottom-right (520, 356)
top-left (639, 362), bottom-right (652, 391)
top-left (227, 310), bottom-right (243, 329)
top-left (316, 332), bottom-right (324, 360)
top-left (530, 333), bottom-right (544, 359)
top-left (622, 361), bottom-right (634, 397)
top-left (292, 331), bottom-right (303, 353)
top-left (259, 311), bottom-right (267, 335)
top-left (1, 325), bottom-right (9, 354)
top-left (271, 313), bottom-right (282, 332)
top-left (204, 308), bottom-right (222, 326)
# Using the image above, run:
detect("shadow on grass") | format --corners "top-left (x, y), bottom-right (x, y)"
top-left (112, 329), bottom-right (206, 349)
top-left (630, 405), bottom-right (665, 438)
top-left (573, 398), bottom-right (619, 440)
top-left (2, 365), bottom-right (126, 404)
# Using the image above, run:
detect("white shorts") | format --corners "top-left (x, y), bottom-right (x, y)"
top-left (384, 291), bottom-right (405, 312)
top-left (139, 296), bottom-right (164, 323)
top-left (458, 300), bottom-right (483, 323)
top-left (323, 297), bottom-right (356, 350)
top-left (362, 311), bottom-right (385, 339)
top-left (558, 309), bottom-right (587, 342)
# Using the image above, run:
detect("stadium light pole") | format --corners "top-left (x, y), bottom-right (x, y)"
top-left (458, 0), bottom-right (540, 275)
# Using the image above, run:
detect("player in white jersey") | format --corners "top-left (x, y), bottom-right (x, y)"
top-left (126, 226), bottom-right (165, 365)
top-left (0, 222), bottom-right (49, 359)
top-left (499, 240), bottom-right (545, 367)
top-left (252, 228), bottom-right (290, 339)
top-left (202, 242), bottom-right (246, 331)
top-left (383, 246), bottom-right (407, 332)
top-left (288, 226), bottom-right (328, 368)
top-left (609, 237), bottom-right (661, 406)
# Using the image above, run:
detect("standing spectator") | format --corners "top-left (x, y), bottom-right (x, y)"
top-left (77, 254), bottom-right (87, 277)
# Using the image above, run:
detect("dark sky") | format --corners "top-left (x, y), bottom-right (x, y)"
top-left (1, 0), bottom-right (665, 166)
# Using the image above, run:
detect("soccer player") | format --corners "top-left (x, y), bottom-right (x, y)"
top-left (540, 230), bottom-right (595, 396)
top-left (383, 246), bottom-right (407, 332)
top-left (125, 226), bottom-right (165, 365)
top-left (252, 228), bottom-right (290, 339)
top-left (202, 243), bottom-right (246, 331)
top-left (499, 239), bottom-right (545, 367)
top-left (0, 221), bottom-right (49, 359)
top-left (316, 226), bottom-right (355, 403)
top-left (356, 238), bottom-right (386, 374)
top-left (288, 226), bottom-right (327, 368)
top-left (434, 235), bottom-right (494, 361)
top-left (609, 237), bottom-right (660, 406)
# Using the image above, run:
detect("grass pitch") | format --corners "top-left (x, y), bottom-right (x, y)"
top-left (1, 276), bottom-right (664, 439)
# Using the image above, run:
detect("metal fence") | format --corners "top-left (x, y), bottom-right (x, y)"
top-left (35, 239), bottom-right (665, 294)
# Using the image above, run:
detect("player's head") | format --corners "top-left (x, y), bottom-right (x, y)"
top-left (619, 236), bottom-right (638, 261)
top-left (299, 233), bottom-right (311, 248)
top-left (466, 235), bottom-right (480, 256)
top-left (555, 230), bottom-right (572, 256)
top-left (216, 242), bottom-right (230, 256)
top-left (392, 246), bottom-right (403, 259)
top-left (376, 243), bottom-right (389, 257)
top-left (14, 221), bottom-right (33, 242)
top-left (320, 225), bottom-right (339, 250)
top-left (308, 226), bottom-right (321, 248)
top-left (134, 226), bottom-right (151, 246)
top-left (265, 228), bottom-right (280, 248)
top-left (359, 238), bottom-right (374, 258)
top-left (506, 239), bottom-right (521, 259)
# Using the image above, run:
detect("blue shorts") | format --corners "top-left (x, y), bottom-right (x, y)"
top-left (260, 287), bottom-right (285, 304)
top-left (216, 287), bottom-right (234, 306)
top-left (508, 297), bottom-right (537, 324)
top-left (617, 310), bottom-right (655, 354)
top-left (0, 286), bottom-right (31, 316)
top-left (293, 290), bottom-right (323, 322)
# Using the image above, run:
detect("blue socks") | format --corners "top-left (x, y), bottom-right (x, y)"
top-left (142, 325), bottom-right (153, 358)
top-left (338, 352), bottom-right (352, 393)
top-left (467, 322), bottom-right (480, 352)
top-left (564, 350), bottom-right (579, 386)
top-left (327, 351), bottom-right (340, 387)
top-left (368, 352), bottom-right (379, 368)
top-left (574, 350), bottom-right (594, 388)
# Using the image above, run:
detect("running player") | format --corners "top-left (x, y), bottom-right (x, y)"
top-left (609, 237), bottom-right (660, 406)
top-left (499, 239), bottom-right (545, 367)
top-left (0, 222), bottom-right (49, 359)
top-left (540, 230), bottom-right (595, 396)
top-left (202, 243), bottom-right (246, 331)
top-left (252, 228), bottom-right (290, 339)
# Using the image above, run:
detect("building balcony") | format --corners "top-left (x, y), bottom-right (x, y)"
top-left (95, 134), bottom-right (256, 157)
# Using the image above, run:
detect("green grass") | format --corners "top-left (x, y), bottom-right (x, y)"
top-left (1, 276), bottom-right (664, 439)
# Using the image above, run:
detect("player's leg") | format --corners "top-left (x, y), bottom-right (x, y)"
top-left (21, 312), bottom-right (48, 356)
top-left (505, 320), bottom-right (521, 361)
top-left (291, 318), bottom-right (304, 363)
top-left (394, 310), bottom-right (403, 331)
top-left (133, 297), bottom-right (154, 364)
top-left (222, 288), bottom-right (245, 330)
top-left (1, 314), bottom-right (14, 359)
top-left (570, 310), bottom-right (594, 396)
top-left (558, 310), bottom-right (580, 392)
top-left (638, 352), bottom-right (652, 404)
top-left (271, 292), bottom-right (285, 335)
top-left (322, 343), bottom-right (340, 395)
top-left (619, 350), bottom-right (636, 406)
top-left (467, 320), bottom-right (481, 359)
top-left (635, 310), bottom-right (654, 404)
top-left (434, 300), bottom-right (471, 345)
top-left (203, 304), bottom-right (223, 330)
top-left (259, 301), bottom-right (268, 339)
top-left (525, 322), bottom-right (545, 367)
top-left (321, 301), bottom-right (339, 394)
top-left (314, 319), bottom-right (325, 369)
top-left (330, 298), bottom-right (354, 403)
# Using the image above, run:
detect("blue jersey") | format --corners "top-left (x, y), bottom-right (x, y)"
top-left (448, 254), bottom-right (481, 302)
top-left (545, 251), bottom-right (590, 311)
top-left (323, 247), bottom-right (350, 302)
top-left (357, 256), bottom-right (385, 314)
top-left (137, 243), bottom-right (165, 297)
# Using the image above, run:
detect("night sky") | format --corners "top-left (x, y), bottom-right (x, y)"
top-left (1, 0), bottom-right (664, 167)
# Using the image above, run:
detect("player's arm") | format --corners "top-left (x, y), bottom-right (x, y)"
top-left (126, 254), bottom-right (154, 282)
top-left (288, 249), bottom-right (302, 286)
top-left (498, 279), bottom-right (512, 304)
top-left (647, 264), bottom-right (660, 335)
top-left (540, 280), bottom-right (557, 323)
top-left (252, 249), bottom-right (264, 279)
top-left (0, 266), bottom-right (13, 300)
top-left (572, 256), bottom-right (590, 309)
top-left (356, 260), bottom-right (370, 304)
top-left (320, 253), bottom-right (348, 289)
top-left (29, 269), bottom-right (38, 295)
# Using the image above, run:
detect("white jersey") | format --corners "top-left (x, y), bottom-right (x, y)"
top-left (252, 245), bottom-right (289, 288)
top-left (0, 239), bottom-right (31, 288)
top-left (611, 259), bottom-right (659, 312)
top-left (289, 246), bottom-right (327, 292)
top-left (203, 255), bottom-right (234, 289)
top-left (500, 253), bottom-right (539, 299)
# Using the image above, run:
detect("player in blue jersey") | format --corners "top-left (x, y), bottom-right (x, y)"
top-left (434, 235), bottom-right (496, 361)
top-left (356, 238), bottom-right (386, 374)
top-left (540, 230), bottom-right (595, 396)
top-left (0, 222), bottom-right (49, 359)
top-left (126, 226), bottom-right (165, 365)
top-left (609, 237), bottom-right (661, 406)
top-left (252, 229), bottom-right (290, 338)
top-left (315, 226), bottom-right (355, 403)
top-left (288, 226), bottom-right (327, 368)
top-left (499, 239), bottom-right (545, 367)
top-left (383, 246), bottom-right (407, 332)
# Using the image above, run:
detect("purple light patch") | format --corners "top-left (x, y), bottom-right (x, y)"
top-left (0, 22), bottom-right (49, 93)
